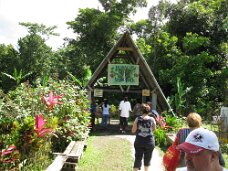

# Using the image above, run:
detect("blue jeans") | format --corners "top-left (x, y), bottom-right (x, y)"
top-left (102, 115), bottom-right (109, 127)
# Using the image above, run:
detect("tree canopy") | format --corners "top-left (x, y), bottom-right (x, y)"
top-left (0, 0), bottom-right (227, 117)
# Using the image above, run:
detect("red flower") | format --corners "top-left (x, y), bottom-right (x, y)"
top-left (35, 114), bottom-right (52, 137)
top-left (0, 145), bottom-right (19, 163)
top-left (42, 91), bottom-right (63, 110)
top-left (156, 116), bottom-right (173, 130)
top-left (1, 145), bottom-right (16, 156)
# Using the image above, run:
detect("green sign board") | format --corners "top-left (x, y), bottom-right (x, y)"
top-left (108, 64), bottom-right (139, 85)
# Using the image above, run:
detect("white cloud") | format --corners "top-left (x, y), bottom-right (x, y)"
top-left (0, 0), bottom-right (160, 50)
top-left (0, 0), bottom-right (103, 49)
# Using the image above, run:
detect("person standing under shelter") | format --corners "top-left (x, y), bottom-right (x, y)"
top-left (119, 96), bottom-right (132, 133)
top-left (176, 128), bottom-right (228, 171)
top-left (101, 99), bottom-right (110, 128)
top-left (90, 99), bottom-right (97, 131)
top-left (132, 103), bottom-right (156, 171)
top-left (132, 98), bottom-right (142, 119)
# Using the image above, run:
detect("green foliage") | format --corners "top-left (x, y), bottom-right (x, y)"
top-left (0, 44), bottom-right (19, 92)
top-left (18, 34), bottom-right (53, 79)
top-left (66, 8), bottom-right (119, 73)
top-left (130, 0), bottom-right (227, 116)
top-left (99, 0), bottom-right (147, 15)
top-left (19, 22), bottom-right (59, 39)
top-left (136, 37), bottom-right (152, 56)
top-left (183, 33), bottom-right (210, 53)
top-left (154, 127), bottom-right (167, 146)
top-left (163, 112), bottom-right (182, 131)
top-left (2, 68), bottom-right (32, 86)
top-left (0, 79), bottom-right (90, 170)
top-left (66, 0), bottom-right (149, 75)
top-left (169, 77), bottom-right (192, 115)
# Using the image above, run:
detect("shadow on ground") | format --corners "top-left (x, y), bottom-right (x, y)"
top-left (90, 119), bottom-right (133, 136)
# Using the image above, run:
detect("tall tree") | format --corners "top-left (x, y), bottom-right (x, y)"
top-left (130, 0), bottom-right (227, 115)
top-left (65, 0), bottom-right (148, 78)
top-left (18, 22), bottom-right (58, 80)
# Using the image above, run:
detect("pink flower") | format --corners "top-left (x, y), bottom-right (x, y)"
top-left (35, 114), bottom-right (52, 137)
top-left (42, 91), bottom-right (63, 110)
top-left (156, 116), bottom-right (173, 130)
top-left (1, 145), bottom-right (16, 156)
top-left (0, 145), bottom-right (19, 163)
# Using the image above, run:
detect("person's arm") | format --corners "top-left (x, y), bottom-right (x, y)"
top-left (129, 102), bottom-right (132, 112)
top-left (132, 105), bottom-right (136, 115)
top-left (131, 118), bottom-right (138, 134)
top-left (118, 101), bottom-right (122, 111)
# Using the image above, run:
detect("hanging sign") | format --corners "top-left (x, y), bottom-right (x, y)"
top-left (108, 64), bottom-right (139, 85)
top-left (94, 89), bottom-right (103, 97)
top-left (142, 89), bottom-right (150, 96)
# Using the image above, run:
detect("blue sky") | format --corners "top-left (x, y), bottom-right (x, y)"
top-left (0, 0), bottom-right (158, 50)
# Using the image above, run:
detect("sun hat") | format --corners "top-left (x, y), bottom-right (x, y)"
top-left (177, 128), bottom-right (219, 154)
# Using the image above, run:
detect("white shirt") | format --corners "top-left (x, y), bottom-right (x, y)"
top-left (119, 100), bottom-right (132, 118)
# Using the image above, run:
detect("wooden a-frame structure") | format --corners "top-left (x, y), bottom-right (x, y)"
top-left (86, 32), bottom-right (173, 114)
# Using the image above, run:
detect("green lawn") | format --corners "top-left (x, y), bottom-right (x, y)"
top-left (77, 135), bottom-right (133, 171)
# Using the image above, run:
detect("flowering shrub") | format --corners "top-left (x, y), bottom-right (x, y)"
top-left (0, 79), bottom-right (90, 170)
top-left (0, 145), bottom-right (19, 170)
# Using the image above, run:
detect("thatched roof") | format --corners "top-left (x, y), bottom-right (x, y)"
top-left (86, 32), bottom-right (173, 113)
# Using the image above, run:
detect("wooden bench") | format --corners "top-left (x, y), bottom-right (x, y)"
top-left (166, 133), bottom-right (176, 144)
top-left (46, 141), bottom-right (86, 171)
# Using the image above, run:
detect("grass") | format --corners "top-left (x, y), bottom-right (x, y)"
top-left (77, 135), bottom-right (133, 171)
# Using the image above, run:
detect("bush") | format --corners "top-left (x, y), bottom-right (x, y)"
top-left (0, 79), bottom-right (90, 170)
top-left (154, 127), bottom-right (167, 146)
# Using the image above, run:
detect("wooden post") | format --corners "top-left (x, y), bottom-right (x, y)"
top-left (87, 89), bottom-right (91, 104)
top-left (152, 92), bottom-right (157, 110)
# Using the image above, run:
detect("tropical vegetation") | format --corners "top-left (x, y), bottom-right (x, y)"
top-left (0, 0), bottom-right (227, 169)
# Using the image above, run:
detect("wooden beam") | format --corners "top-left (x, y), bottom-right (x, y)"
top-left (107, 59), bottom-right (111, 64)
top-left (115, 54), bottom-right (130, 58)
top-left (126, 86), bottom-right (130, 92)
top-left (87, 86), bottom-right (93, 91)
top-left (117, 47), bottom-right (134, 51)
top-left (119, 85), bottom-right (124, 92)
top-left (136, 57), bottom-right (140, 64)
top-left (98, 88), bottom-right (142, 94)
top-left (152, 87), bottom-right (158, 93)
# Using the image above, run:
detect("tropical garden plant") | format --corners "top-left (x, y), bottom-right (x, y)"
top-left (0, 78), bottom-right (90, 170)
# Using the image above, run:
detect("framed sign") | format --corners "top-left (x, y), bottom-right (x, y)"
top-left (142, 89), bottom-right (150, 96)
top-left (108, 64), bottom-right (139, 85)
top-left (94, 89), bottom-right (103, 97)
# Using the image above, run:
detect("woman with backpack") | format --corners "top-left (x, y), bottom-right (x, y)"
top-left (132, 103), bottom-right (156, 171)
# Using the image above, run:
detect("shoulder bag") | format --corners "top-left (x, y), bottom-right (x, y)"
top-left (163, 129), bottom-right (183, 171)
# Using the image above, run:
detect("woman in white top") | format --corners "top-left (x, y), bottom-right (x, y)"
top-left (101, 99), bottom-right (110, 128)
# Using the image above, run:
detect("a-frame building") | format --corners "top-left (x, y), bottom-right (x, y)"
top-left (86, 32), bottom-right (173, 114)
